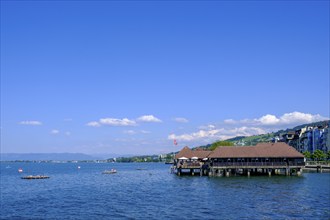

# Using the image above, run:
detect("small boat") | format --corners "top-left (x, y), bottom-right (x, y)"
top-left (136, 168), bottom-right (147, 170)
top-left (102, 169), bottom-right (117, 174)
top-left (18, 168), bottom-right (23, 173)
top-left (21, 175), bottom-right (50, 180)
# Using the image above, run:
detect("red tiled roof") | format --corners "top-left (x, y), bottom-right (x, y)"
top-left (175, 146), bottom-right (211, 159)
top-left (192, 150), bottom-right (212, 159)
top-left (208, 142), bottom-right (304, 158)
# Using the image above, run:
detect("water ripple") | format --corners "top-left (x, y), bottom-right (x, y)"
top-left (1, 163), bottom-right (329, 219)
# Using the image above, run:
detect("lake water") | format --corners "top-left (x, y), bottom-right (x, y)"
top-left (1, 162), bottom-right (329, 219)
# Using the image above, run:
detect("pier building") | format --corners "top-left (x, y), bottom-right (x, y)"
top-left (174, 147), bottom-right (211, 176)
top-left (174, 142), bottom-right (305, 177)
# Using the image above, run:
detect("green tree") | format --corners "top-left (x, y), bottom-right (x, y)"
top-left (210, 141), bottom-right (234, 151)
top-left (312, 150), bottom-right (326, 161)
top-left (327, 151), bottom-right (330, 160)
top-left (303, 151), bottom-right (311, 160)
top-left (165, 154), bottom-right (174, 162)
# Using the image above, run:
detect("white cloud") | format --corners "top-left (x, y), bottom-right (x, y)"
top-left (137, 115), bottom-right (162, 123)
top-left (173, 117), bottom-right (189, 123)
top-left (19, 121), bottom-right (42, 126)
top-left (123, 130), bottom-right (136, 135)
top-left (199, 124), bottom-right (216, 130)
top-left (224, 119), bottom-right (236, 124)
top-left (168, 126), bottom-right (265, 142)
top-left (124, 130), bottom-right (151, 135)
top-left (87, 118), bottom-right (137, 127)
top-left (100, 118), bottom-right (137, 126)
top-left (223, 112), bottom-right (328, 127)
top-left (207, 125), bottom-right (216, 129)
top-left (168, 129), bottom-right (223, 141)
top-left (50, 129), bottom-right (60, 135)
top-left (228, 127), bottom-right (266, 136)
top-left (258, 114), bottom-right (280, 125)
top-left (87, 114), bottom-right (162, 128)
top-left (255, 112), bottom-right (327, 126)
top-left (169, 111), bottom-right (327, 144)
top-left (278, 112), bottom-right (326, 125)
top-left (86, 121), bottom-right (101, 127)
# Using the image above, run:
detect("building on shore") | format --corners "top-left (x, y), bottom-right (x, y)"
top-left (281, 121), bottom-right (330, 154)
top-left (173, 142), bottom-right (305, 177)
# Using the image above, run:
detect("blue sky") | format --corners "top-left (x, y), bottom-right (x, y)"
top-left (1, 1), bottom-right (329, 156)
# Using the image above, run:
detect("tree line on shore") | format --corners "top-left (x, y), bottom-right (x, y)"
top-left (303, 150), bottom-right (330, 161)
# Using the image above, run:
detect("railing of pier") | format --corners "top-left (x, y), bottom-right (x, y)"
top-left (177, 162), bottom-right (202, 168)
top-left (211, 162), bottom-right (305, 167)
top-left (306, 161), bottom-right (330, 166)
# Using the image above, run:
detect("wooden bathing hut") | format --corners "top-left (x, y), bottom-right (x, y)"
top-left (173, 143), bottom-right (305, 177)
top-left (174, 146), bottom-right (211, 176)
top-left (208, 143), bottom-right (305, 177)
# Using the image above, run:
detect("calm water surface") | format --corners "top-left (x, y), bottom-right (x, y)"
top-left (1, 162), bottom-right (329, 219)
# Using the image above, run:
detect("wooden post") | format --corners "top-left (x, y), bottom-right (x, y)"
top-left (286, 168), bottom-right (290, 176)
top-left (209, 168), bottom-right (213, 177)
top-left (297, 168), bottom-right (302, 176)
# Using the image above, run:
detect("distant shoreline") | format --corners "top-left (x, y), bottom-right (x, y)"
top-left (0, 160), bottom-right (165, 163)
